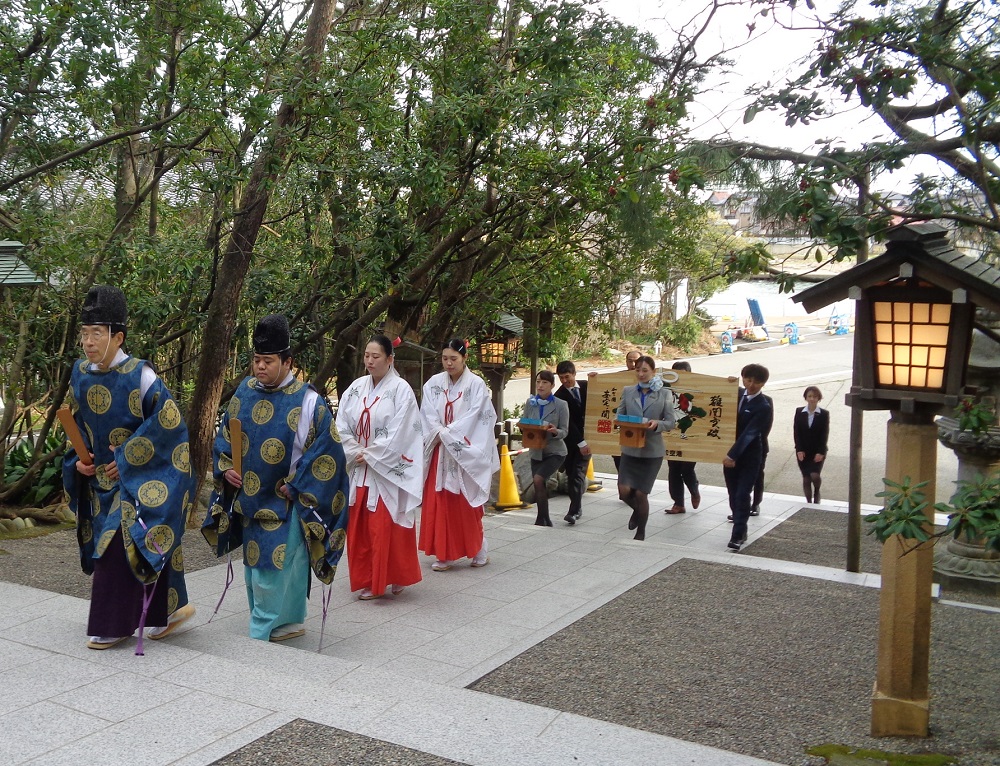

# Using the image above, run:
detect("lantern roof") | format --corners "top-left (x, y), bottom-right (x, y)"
top-left (493, 311), bottom-right (523, 337)
top-left (793, 223), bottom-right (1000, 315)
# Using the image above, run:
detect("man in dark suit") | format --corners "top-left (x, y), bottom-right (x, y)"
top-left (556, 360), bottom-right (591, 525)
top-left (723, 363), bottom-right (771, 552)
top-left (750, 393), bottom-right (774, 516)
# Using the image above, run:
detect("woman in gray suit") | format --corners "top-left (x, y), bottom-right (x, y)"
top-left (617, 355), bottom-right (675, 540)
top-left (523, 370), bottom-right (569, 527)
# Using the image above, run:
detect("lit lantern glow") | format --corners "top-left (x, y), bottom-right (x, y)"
top-left (872, 300), bottom-right (951, 390)
top-left (479, 341), bottom-right (506, 366)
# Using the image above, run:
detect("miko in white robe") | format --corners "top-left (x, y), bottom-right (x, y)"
top-left (419, 367), bottom-right (499, 567)
top-left (337, 368), bottom-right (423, 597)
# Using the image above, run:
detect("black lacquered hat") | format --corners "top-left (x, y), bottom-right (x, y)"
top-left (253, 314), bottom-right (290, 355)
top-left (80, 285), bottom-right (127, 328)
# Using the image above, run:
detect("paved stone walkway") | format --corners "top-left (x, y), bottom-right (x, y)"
top-left (0, 477), bottom-right (892, 765)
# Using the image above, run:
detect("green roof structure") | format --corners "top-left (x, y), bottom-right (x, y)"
top-left (0, 241), bottom-right (43, 286)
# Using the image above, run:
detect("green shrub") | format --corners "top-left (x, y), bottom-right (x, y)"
top-left (502, 403), bottom-right (523, 421)
top-left (3, 433), bottom-right (65, 506)
top-left (658, 315), bottom-right (705, 353)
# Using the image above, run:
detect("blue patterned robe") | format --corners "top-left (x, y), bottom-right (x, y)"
top-left (62, 355), bottom-right (192, 613)
top-left (202, 376), bottom-right (349, 586)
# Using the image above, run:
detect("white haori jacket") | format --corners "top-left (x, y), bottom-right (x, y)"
top-left (420, 368), bottom-right (499, 508)
top-left (336, 369), bottom-right (424, 527)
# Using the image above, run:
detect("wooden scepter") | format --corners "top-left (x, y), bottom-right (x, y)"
top-left (230, 418), bottom-right (243, 476)
top-left (57, 406), bottom-right (93, 466)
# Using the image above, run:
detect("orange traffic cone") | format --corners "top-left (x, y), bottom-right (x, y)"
top-left (493, 444), bottom-right (528, 510)
top-left (586, 457), bottom-right (603, 492)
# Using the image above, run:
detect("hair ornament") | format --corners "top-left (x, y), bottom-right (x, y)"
top-left (392, 336), bottom-right (402, 348)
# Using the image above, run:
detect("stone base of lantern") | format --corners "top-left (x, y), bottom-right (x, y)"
top-left (934, 538), bottom-right (1000, 596)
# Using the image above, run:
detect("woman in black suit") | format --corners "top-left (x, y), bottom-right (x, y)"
top-left (793, 386), bottom-right (829, 503)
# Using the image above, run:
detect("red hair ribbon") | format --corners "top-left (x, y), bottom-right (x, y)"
top-left (392, 336), bottom-right (402, 348)
top-left (462, 339), bottom-right (469, 351)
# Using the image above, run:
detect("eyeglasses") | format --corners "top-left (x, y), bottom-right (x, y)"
top-left (79, 329), bottom-right (109, 342)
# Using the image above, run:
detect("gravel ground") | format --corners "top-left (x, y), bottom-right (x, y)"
top-left (470, 558), bottom-right (1000, 766)
top-left (743, 508), bottom-right (1000, 609)
top-left (742, 507), bottom-right (884, 574)
top-left (0, 525), bottom-right (223, 599)
top-left (210, 720), bottom-right (465, 766)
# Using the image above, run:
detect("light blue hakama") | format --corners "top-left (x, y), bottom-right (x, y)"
top-left (245, 510), bottom-right (309, 640)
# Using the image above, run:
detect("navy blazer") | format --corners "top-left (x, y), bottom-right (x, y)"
top-left (727, 388), bottom-right (772, 462)
top-left (760, 393), bottom-right (774, 455)
top-left (555, 380), bottom-right (587, 446)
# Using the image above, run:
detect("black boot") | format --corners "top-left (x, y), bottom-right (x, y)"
top-left (633, 509), bottom-right (648, 540)
top-left (534, 478), bottom-right (553, 526)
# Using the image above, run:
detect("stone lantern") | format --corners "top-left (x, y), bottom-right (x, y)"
top-left (934, 325), bottom-right (1000, 593)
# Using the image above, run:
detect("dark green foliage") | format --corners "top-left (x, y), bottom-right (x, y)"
top-left (658, 315), bottom-right (705, 353)
top-left (3, 434), bottom-right (64, 506)
top-left (954, 397), bottom-right (996, 436)
top-left (936, 473), bottom-right (1000, 552)
top-left (865, 476), bottom-right (932, 543)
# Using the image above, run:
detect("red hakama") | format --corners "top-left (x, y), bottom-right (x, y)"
top-left (419, 447), bottom-right (485, 562)
top-left (348, 486), bottom-right (422, 596)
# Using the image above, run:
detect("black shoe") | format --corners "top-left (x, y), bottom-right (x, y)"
top-left (727, 515), bottom-right (734, 523)
top-left (628, 512), bottom-right (638, 531)
top-left (749, 506), bottom-right (760, 517)
top-left (727, 538), bottom-right (743, 551)
top-left (563, 513), bottom-right (576, 525)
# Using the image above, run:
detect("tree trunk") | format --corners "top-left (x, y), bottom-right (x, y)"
top-left (0, 287), bottom-right (39, 482)
top-left (186, 0), bottom-right (338, 491)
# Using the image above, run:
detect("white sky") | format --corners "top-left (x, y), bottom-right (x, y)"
top-left (596, 0), bottom-right (937, 189)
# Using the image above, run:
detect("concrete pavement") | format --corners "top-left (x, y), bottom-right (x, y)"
top-left (0, 475), bottom-right (894, 766)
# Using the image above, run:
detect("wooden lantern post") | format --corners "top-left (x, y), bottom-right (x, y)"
top-left (792, 223), bottom-right (1000, 738)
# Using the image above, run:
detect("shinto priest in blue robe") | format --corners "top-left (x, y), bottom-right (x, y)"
top-left (202, 372), bottom-right (349, 640)
top-left (63, 351), bottom-right (194, 639)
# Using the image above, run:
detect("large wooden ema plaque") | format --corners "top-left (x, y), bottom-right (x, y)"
top-left (583, 370), bottom-right (738, 464)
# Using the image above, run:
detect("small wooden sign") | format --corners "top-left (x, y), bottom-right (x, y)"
top-left (518, 421), bottom-right (549, 450)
